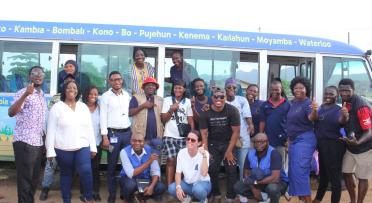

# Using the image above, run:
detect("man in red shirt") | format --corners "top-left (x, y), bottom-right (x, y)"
top-left (339, 78), bottom-right (372, 203)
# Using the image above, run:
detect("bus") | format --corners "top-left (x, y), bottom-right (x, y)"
top-left (0, 20), bottom-right (371, 161)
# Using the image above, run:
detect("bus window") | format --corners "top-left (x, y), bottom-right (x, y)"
top-left (164, 48), bottom-right (258, 97)
top-left (78, 44), bottom-right (157, 94)
top-left (279, 65), bottom-right (295, 98)
top-left (0, 41), bottom-right (52, 93)
top-left (324, 56), bottom-right (372, 104)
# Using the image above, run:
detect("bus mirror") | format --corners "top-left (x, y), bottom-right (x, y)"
top-left (365, 50), bottom-right (372, 56)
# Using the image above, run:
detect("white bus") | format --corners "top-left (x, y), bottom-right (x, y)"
top-left (0, 20), bottom-right (371, 160)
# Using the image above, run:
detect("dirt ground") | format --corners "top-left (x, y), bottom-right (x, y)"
top-left (1, 163), bottom-right (372, 203)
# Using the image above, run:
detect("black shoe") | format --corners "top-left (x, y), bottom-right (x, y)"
top-left (39, 187), bottom-right (49, 201)
top-left (93, 193), bottom-right (101, 202)
top-left (120, 194), bottom-right (124, 200)
top-left (108, 195), bottom-right (115, 203)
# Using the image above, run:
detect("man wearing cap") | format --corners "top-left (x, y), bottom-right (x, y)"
top-left (129, 77), bottom-right (164, 142)
top-left (100, 71), bottom-right (132, 203)
top-left (119, 133), bottom-right (166, 203)
top-left (234, 133), bottom-right (288, 203)
top-left (199, 87), bottom-right (240, 203)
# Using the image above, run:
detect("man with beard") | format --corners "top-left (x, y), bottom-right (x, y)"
top-left (8, 66), bottom-right (48, 203)
top-left (129, 77), bottom-right (164, 142)
top-left (199, 87), bottom-right (240, 203)
top-left (339, 78), bottom-right (372, 203)
top-left (190, 78), bottom-right (212, 129)
top-left (100, 71), bottom-right (132, 203)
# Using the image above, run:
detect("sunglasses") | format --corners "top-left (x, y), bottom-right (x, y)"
top-left (213, 95), bottom-right (225, 100)
top-left (186, 137), bottom-right (197, 143)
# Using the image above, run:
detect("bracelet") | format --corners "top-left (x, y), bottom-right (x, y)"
top-left (176, 185), bottom-right (182, 190)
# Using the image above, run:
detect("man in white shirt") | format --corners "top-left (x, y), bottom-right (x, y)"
top-left (100, 71), bottom-right (132, 203)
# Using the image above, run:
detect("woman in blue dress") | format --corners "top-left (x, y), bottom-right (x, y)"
top-left (286, 77), bottom-right (318, 203)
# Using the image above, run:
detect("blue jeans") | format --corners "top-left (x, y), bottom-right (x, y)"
top-left (107, 129), bottom-right (131, 197)
top-left (41, 158), bottom-right (58, 188)
top-left (55, 147), bottom-right (93, 203)
top-left (237, 147), bottom-right (249, 180)
top-left (119, 176), bottom-right (165, 202)
top-left (168, 180), bottom-right (211, 203)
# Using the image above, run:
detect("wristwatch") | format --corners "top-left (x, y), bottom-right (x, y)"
top-left (176, 185), bottom-right (182, 190)
top-left (254, 180), bottom-right (258, 185)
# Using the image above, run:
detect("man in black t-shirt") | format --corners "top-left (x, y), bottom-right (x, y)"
top-left (233, 133), bottom-right (288, 203)
top-left (199, 88), bottom-right (240, 203)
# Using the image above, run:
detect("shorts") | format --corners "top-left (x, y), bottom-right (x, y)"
top-left (163, 136), bottom-right (186, 158)
top-left (342, 149), bottom-right (372, 179)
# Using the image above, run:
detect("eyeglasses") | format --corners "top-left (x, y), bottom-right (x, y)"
top-left (110, 78), bottom-right (122, 82)
top-left (186, 137), bottom-right (197, 143)
top-left (213, 95), bottom-right (225, 100)
top-left (254, 140), bottom-right (268, 144)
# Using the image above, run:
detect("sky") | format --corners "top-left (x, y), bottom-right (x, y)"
top-left (1, 0), bottom-right (372, 51)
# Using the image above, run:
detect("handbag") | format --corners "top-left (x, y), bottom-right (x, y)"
top-left (172, 98), bottom-right (191, 137)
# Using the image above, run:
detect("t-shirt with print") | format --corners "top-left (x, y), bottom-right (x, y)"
top-left (176, 148), bottom-right (210, 184)
top-left (161, 97), bottom-right (193, 139)
top-left (226, 96), bottom-right (252, 147)
top-left (199, 103), bottom-right (240, 143)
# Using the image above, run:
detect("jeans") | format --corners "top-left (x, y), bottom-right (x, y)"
top-left (55, 147), bottom-right (93, 203)
top-left (315, 139), bottom-right (346, 203)
top-left (234, 180), bottom-right (288, 203)
top-left (107, 129), bottom-right (131, 197)
top-left (119, 176), bottom-right (165, 202)
top-left (237, 147), bottom-right (249, 180)
top-left (41, 158), bottom-right (58, 188)
top-left (168, 180), bottom-right (211, 203)
top-left (208, 141), bottom-right (238, 199)
top-left (80, 146), bottom-right (102, 194)
top-left (13, 141), bottom-right (42, 203)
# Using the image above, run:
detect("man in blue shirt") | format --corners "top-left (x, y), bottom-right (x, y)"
top-left (234, 133), bottom-right (288, 203)
top-left (119, 133), bottom-right (165, 203)
top-left (259, 80), bottom-right (290, 169)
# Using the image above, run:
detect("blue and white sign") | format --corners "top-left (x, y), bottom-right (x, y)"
top-left (0, 20), bottom-right (364, 55)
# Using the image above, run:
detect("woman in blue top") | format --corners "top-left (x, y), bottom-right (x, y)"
top-left (286, 77), bottom-right (318, 203)
top-left (313, 86), bottom-right (348, 203)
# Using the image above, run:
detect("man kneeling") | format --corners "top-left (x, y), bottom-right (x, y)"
top-left (234, 133), bottom-right (288, 203)
top-left (119, 133), bottom-right (165, 203)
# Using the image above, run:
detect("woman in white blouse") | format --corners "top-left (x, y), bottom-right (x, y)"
top-left (168, 130), bottom-right (211, 203)
top-left (46, 80), bottom-right (97, 203)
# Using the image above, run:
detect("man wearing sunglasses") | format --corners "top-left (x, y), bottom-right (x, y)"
top-left (234, 133), bottom-right (288, 203)
top-left (199, 87), bottom-right (240, 203)
top-left (8, 66), bottom-right (47, 203)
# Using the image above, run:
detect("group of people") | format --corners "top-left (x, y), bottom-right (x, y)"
top-left (8, 50), bottom-right (372, 203)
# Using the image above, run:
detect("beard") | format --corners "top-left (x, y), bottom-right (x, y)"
top-left (33, 83), bottom-right (42, 88)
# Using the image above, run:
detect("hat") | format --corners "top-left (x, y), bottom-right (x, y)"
top-left (225, 77), bottom-right (237, 88)
top-left (64, 60), bottom-right (78, 70)
top-left (142, 77), bottom-right (159, 90)
top-left (149, 138), bottom-right (163, 155)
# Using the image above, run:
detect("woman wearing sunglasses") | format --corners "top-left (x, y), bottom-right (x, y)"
top-left (168, 130), bottom-right (211, 203)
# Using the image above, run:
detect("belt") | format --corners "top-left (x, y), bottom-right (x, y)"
top-left (108, 127), bottom-right (130, 133)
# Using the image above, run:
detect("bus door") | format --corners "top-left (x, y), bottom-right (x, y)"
top-left (267, 55), bottom-right (315, 99)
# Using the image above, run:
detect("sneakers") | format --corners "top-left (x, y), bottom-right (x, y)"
top-left (39, 187), bottom-right (49, 201)
top-left (93, 193), bottom-right (102, 202)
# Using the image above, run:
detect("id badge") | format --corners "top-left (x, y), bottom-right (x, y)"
top-left (110, 137), bottom-right (118, 144)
